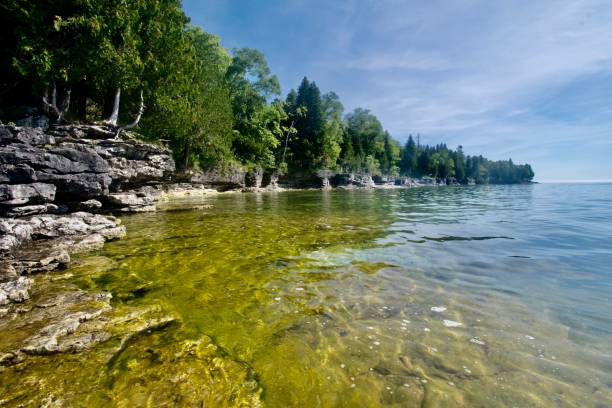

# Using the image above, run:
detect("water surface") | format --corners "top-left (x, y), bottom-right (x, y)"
top-left (4, 184), bottom-right (612, 406)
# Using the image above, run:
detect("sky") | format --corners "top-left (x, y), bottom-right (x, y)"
top-left (182, 0), bottom-right (612, 182)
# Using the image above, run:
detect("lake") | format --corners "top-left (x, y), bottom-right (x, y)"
top-left (4, 184), bottom-right (612, 406)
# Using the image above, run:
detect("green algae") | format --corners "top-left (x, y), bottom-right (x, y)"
top-left (1, 189), bottom-right (611, 407)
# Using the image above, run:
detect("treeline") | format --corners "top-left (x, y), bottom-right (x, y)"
top-left (399, 137), bottom-right (534, 184)
top-left (0, 1), bottom-right (533, 183)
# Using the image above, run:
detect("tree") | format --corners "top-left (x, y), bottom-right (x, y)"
top-left (453, 145), bottom-right (466, 183)
top-left (319, 91), bottom-right (344, 169)
top-left (400, 135), bottom-right (418, 176)
top-left (226, 48), bottom-right (283, 167)
top-left (345, 108), bottom-right (387, 172)
top-left (288, 77), bottom-right (326, 169)
top-left (142, 26), bottom-right (234, 168)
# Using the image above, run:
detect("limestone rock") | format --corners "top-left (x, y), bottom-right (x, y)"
top-left (107, 192), bottom-right (156, 212)
top-left (77, 199), bottom-right (103, 212)
top-left (0, 183), bottom-right (56, 205)
top-left (2, 203), bottom-right (58, 217)
top-left (0, 277), bottom-right (32, 305)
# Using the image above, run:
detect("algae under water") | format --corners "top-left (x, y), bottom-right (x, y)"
top-left (1, 184), bottom-right (612, 407)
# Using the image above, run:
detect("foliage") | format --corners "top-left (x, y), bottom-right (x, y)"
top-left (398, 142), bottom-right (534, 184)
top-left (0, 1), bottom-right (534, 182)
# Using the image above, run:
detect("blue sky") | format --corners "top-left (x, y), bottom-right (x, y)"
top-left (182, 0), bottom-right (612, 181)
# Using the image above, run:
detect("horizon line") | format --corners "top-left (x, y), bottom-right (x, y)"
top-left (536, 179), bottom-right (612, 184)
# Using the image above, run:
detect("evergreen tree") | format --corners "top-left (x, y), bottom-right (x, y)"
top-left (399, 135), bottom-right (418, 176)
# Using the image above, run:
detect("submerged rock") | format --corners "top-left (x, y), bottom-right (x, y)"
top-left (0, 276), bottom-right (32, 305)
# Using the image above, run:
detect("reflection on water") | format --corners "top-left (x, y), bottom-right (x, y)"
top-left (4, 184), bottom-right (612, 406)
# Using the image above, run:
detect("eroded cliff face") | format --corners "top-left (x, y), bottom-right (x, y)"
top-left (0, 124), bottom-right (178, 323)
top-left (0, 124), bottom-right (175, 215)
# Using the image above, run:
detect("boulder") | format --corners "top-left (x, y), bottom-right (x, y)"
top-left (35, 172), bottom-right (112, 199)
top-left (77, 199), bottom-right (103, 212)
top-left (0, 183), bottom-right (56, 205)
top-left (107, 192), bottom-right (156, 212)
top-left (0, 277), bottom-right (32, 305)
top-left (0, 164), bottom-right (37, 183)
top-left (13, 127), bottom-right (55, 146)
top-left (0, 212), bottom-right (125, 255)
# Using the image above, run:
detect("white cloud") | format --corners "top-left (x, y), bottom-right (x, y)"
top-left (184, 0), bottom-right (612, 180)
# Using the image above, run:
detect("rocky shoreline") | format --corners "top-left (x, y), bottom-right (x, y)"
top-left (0, 124), bottom-right (423, 404)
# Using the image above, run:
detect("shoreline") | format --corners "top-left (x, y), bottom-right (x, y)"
top-left (0, 123), bottom-right (528, 387)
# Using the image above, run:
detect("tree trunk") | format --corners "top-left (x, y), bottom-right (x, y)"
top-left (42, 84), bottom-right (71, 124)
top-left (57, 88), bottom-right (71, 123)
top-left (106, 88), bottom-right (121, 125)
top-left (282, 120), bottom-right (294, 165)
top-left (181, 143), bottom-right (190, 170)
top-left (51, 84), bottom-right (57, 108)
top-left (115, 90), bottom-right (144, 139)
top-left (75, 80), bottom-right (87, 121)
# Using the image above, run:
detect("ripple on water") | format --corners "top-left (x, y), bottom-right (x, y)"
top-left (1, 186), bottom-right (612, 406)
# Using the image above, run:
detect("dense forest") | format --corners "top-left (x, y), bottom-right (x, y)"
top-left (0, 0), bottom-right (534, 184)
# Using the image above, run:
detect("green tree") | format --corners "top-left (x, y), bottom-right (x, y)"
top-left (226, 48), bottom-right (283, 167)
top-left (287, 77), bottom-right (326, 169)
top-left (399, 135), bottom-right (418, 176)
top-left (142, 26), bottom-right (234, 168)
top-left (453, 145), bottom-right (466, 183)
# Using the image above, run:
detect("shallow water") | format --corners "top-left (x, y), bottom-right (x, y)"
top-left (3, 184), bottom-right (612, 407)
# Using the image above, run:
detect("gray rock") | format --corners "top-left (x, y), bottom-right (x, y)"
top-left (0, 277), bottom-right (32, 305)
top-left (2, 203), bottom-right (58, 217)
top-left (0, 126), bottom-right (14, 144)
top-left (0, 212), bottom-right (125, 256)
top-left (0, 183), bottom-right (56, 205)
top-left (0, 163), bottom-right (37, 183)
top-left (179, 165), bottom-right (246, 191)
top-left (331, 173), bottom-right (376, 188)
top-left (78, 199), bottom-right (103, 211)
top-left (246, 167), bottom-right (264, 188)
top-left (13, 127), bottom-right (55, 145)
top-left (107, 192), bottom-right (156, 212)
top-left (35, 171), bottom-right (111, 199)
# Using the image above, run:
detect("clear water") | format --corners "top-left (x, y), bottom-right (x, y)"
top-left (2, 184), bottom-right (612, 407)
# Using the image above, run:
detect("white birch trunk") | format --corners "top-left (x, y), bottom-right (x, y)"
top-left (57, 88), bottom-right (71, 123)
top-left (106, 88), bottom-right (121, 126)
top-left (115, 90), bottom-right (144, 139)
top-left (42, 84), bottom-right (70, 123)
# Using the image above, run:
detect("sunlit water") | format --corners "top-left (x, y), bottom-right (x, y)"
top-left (4, 184), bottom-right (612, 407)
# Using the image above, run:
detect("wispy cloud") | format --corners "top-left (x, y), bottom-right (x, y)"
top-left (183, 0), bottom-right (612, 180)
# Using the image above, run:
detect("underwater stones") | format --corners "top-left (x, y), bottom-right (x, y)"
top-left (104, 330), bottom-right (263, 407)
top-left (442, 320), bottom-right (463, 328)
top-left (0, 212), bottom-right (125, 277)
top-left (0, 290), bottom-right (114, 360)
top-left (470, 338), bottom-right (486, 346)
